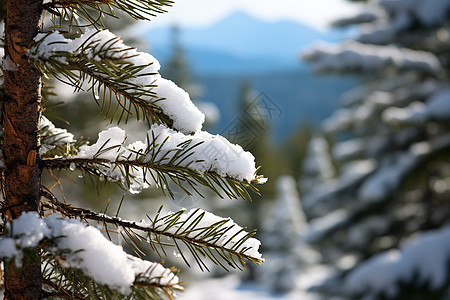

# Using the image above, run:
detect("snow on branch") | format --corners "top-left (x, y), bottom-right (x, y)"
top-left (383, 88), bottom-right (450, 126)
top-left (133, 207), bottom-right (264, 270)
top-left (344, 226), bottom-right (450, 298)
top-left (331, 11), bottom-right (381, 28)
top-left (39, 116), bottom-right (78, 156)
top-left (323, 81), bottom-right (440, 135)
top-left (349, 0), bottom-right (450, 44)
top-left (304, 209), bottom-right (349, 244)
top-left (42, 125), bottom-right (265, 199)
top-left (303, 137), bottom-right (450, 242)
top-left (0, 212), bottom-right (181, 296)
top-left (43, 196), bottom-right (264, 271)
top-left (28, 29), bottom-right (204, 134)
top-left (332, 138), bottom-right (366, 161)
top-left (379, 0), bottom-right (450, 28)
top-left (302, 41), bottom-right (442, 75)
top-left (359, 134), bottom-right (450, 203)
top-left (302, 159), bottom-right (377, 217)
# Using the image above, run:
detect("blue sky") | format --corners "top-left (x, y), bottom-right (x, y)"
top-left (141, 0), bottom-right (361, 30)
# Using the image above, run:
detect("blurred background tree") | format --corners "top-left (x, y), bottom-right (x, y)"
top-left (301, 0), bottom-right (450, 298)
top-left (160, 25), bottom-right (200, 98)
top-left (258, 176), bottom-right (320, 293)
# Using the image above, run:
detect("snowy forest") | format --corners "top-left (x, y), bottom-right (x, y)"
top-left (299, 0), bottom-right (450, 298)
top-left (1, 0), bottom-right (450, 299)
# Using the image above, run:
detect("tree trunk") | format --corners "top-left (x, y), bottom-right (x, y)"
top-left (2, 0), bottom-right (43, 298)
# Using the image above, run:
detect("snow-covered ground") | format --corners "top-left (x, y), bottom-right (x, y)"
top-left (179, 265), bottom-right (331, 300)
top-left (179, 275), bottom-right (301, 300)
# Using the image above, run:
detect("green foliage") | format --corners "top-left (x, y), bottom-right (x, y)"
top-left (29, 32), bottom-right (173, 127)
top-left (41, 256), bottom-right (181, 300)
top-left (41, 126), bottom-right (261, 201)
top-left (36, 241), bottom-right (180, 300)
top-left (44, 197), bottom-right (264, 272)
top-left (0, 0), bottom-right (265, 297)
top-left (45, 0), bottom-right (174, 28)
top-left (233, 81), bottom-right (281, 197)
top-left (281, 122), bottom-right (314, 182)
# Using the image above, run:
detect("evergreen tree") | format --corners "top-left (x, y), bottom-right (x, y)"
top-left (281, 122), bottom-right (314, 183)
top-left (0, 1), bottom-right (266, 298)
top-left (218, 81), bottom-right (281, 256)
top-left (259, 176), bottom-right (319, 293)
top-left (160, 26), bottom-right (198, 98)
top-left (300, 135), bottom-right (335, 201)
top-left (231, 81), bottom-right (282, 198)
top-left (159, 26), bottom-right (220, 130)
top-left (301, 0), bottom-right (450, 298)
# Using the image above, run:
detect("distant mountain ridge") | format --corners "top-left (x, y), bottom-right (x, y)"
top-left (142, 12), bottom-right (358, 140)
top-left (145, 12), bottom-right (349, 74)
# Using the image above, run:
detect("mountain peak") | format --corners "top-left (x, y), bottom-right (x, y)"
top-left (213, 11), bottom-right (319, 31)
top-left (145, 11), bottom-right (347, 74)
top-left (211, 11), bottom-right (266, 32)
top-left (216, 11), bottom-right (261, 25)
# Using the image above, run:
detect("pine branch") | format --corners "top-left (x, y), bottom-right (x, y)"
top-left (29, 31), bottom-right (173, 128)
top-left (42, 278), bottom-right (85, 299)
top-left (40, 137), bottom-right (89, 159)
top-left (42, 156), bottom-right (260, 201)
top-left (44, 0), bottom-right (174, 27)
top-left (39, 116), bottom-right (88, 158)
top-left (75, 64), bottom-right (172, 126)
top-left (42, 195), bottom-right (264, 271)
top-left (2, 212), bottom-right (182, 299)
top-left (40, 123), bottom-right (265, 199)
top-left (41, 250), bottom-right (181, 300)
top-left (41, 82), bottom-right (75, 124)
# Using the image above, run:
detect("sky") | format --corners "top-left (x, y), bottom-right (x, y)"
top-left (142, 0), bottom-right (362, 31)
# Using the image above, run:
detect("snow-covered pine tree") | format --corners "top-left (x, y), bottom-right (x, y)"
top-left (0, 1), bottom-right (266, 298)
top-left (259, 175), bottom-right (319, 293)
top-left (301, 0), bottom-right (450, 298)
top-left (300, 135), bottom-right (335, 203)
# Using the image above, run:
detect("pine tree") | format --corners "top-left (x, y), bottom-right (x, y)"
top-left (301, 0), bottom-right (450, 298)
top-left (300, 135), bottom-right (335, 201)
top-left (233, 81), bottom-right (282, 198)
top-left (0, 1), bottom-right (266, 298)
top-left (259, 176), bottom-right (319, 293)
top-left (160, 25), bottom-right (198, 98)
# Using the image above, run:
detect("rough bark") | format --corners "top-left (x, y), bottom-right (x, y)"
top-left (2, 0), bottom-right (43, 298)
